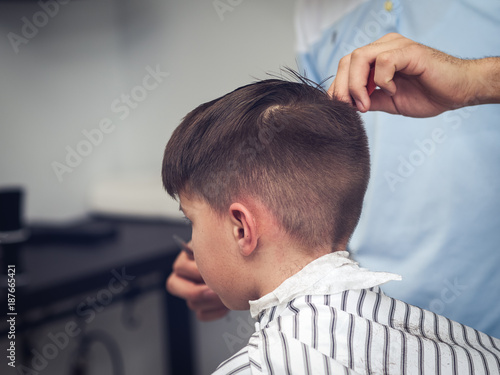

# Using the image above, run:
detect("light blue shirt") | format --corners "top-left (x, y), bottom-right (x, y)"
top-left (296, 0), bottom-right (500, 337)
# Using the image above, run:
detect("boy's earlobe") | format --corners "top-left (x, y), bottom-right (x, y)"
top-left (229, 203), bottom-right (258, 257)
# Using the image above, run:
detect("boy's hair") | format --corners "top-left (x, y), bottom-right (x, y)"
top-left (162, 74), bottom-right (370, 250)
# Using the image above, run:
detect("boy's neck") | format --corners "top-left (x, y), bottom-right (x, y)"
top-left (250, 240), bottom-right (333, 300)
top-left (230, 196), bottom-right (343, 304)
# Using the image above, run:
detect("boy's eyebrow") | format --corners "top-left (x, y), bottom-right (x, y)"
top-left (178, 204), bottom-right (185, 214)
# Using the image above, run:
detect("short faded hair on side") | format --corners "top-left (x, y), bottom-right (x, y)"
top-left (162, 73), bottom-right (370, 250)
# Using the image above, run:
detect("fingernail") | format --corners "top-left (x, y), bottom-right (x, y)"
top-left (355, 99), bottom-right (366, 112)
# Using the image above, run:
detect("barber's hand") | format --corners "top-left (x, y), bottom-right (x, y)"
top-left (166, 249), bottom-right (229, 321)
top-left (329, 33), bottom-right (499, 118)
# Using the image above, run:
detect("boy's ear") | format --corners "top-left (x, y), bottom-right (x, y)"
top-left (229, 203), bottom-right (258, 257)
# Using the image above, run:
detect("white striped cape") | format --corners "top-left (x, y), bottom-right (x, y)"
top-left (212, 287), bottom-right (500, 375)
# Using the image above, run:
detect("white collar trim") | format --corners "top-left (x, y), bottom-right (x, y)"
top-left (249, 251), bottom-right (402, 318)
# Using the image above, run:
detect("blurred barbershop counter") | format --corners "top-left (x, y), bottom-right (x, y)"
top-left (0, 181), bottom-right (194, 375)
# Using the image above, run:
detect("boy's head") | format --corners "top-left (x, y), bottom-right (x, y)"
top-left (162, 74), bottom-right (370, 308)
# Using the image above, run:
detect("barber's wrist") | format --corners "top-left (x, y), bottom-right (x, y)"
top-left (469, 57), bottom-right (500, 106)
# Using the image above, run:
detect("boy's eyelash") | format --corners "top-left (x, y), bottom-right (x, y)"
top-left (182, 216), bottom-right (192, 225)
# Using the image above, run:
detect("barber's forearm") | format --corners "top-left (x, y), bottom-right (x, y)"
top-left (469, 57), bottom-right (500, 106)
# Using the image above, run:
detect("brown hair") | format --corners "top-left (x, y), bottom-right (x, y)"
top-left (162, 74), bottom-right (370, 250)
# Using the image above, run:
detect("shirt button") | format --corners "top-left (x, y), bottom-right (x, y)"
top-left (384, 0), bottom-right (393, 12)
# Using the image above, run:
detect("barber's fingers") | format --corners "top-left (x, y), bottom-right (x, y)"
top-left (186, 287), bottom-right (226, 311)
top-left (351, 39), bottom-right (428, 106)
top-left (188, 290), bottom-right (229, 322)
top-left (196, 307), bottom-right (229, 322)
top-left (347, 41), bottom-right (406, 108)
top-left (329, 43), bottom-right (393, 110)
top-left (346, 54), bottom-right (375, 112)
top-left (172, 249), bottom-right (204, 284)
top-left (167, 273), bottom-right (228, 321)
top-left (371, 45), bottom-right (427, 93)
top-left (368, 89), bottom-right (400, 115)
top-left (329, 34), bottom-right (397, 103)
top-left (330, 33), bottom-right (419, 111)
top-left (328, 53), bottom-right (353, 104)
top-left (330, 51), bottom-right (375, 112)
top-left (166, 270), bottom-right (208, 301)
top-left (166, 251), bottom-right (228, 321)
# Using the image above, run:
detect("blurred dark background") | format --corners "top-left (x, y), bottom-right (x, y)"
top-left (0, 1), bottom-right (296, 373)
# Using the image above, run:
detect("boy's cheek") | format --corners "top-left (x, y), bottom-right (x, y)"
top-left (194, 255), bottom-right (216, 288)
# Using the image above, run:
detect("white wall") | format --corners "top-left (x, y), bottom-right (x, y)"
top-left (0, 1), bottom-right (297, 373)
top-left (0, 0), bottom-right (297, 222)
